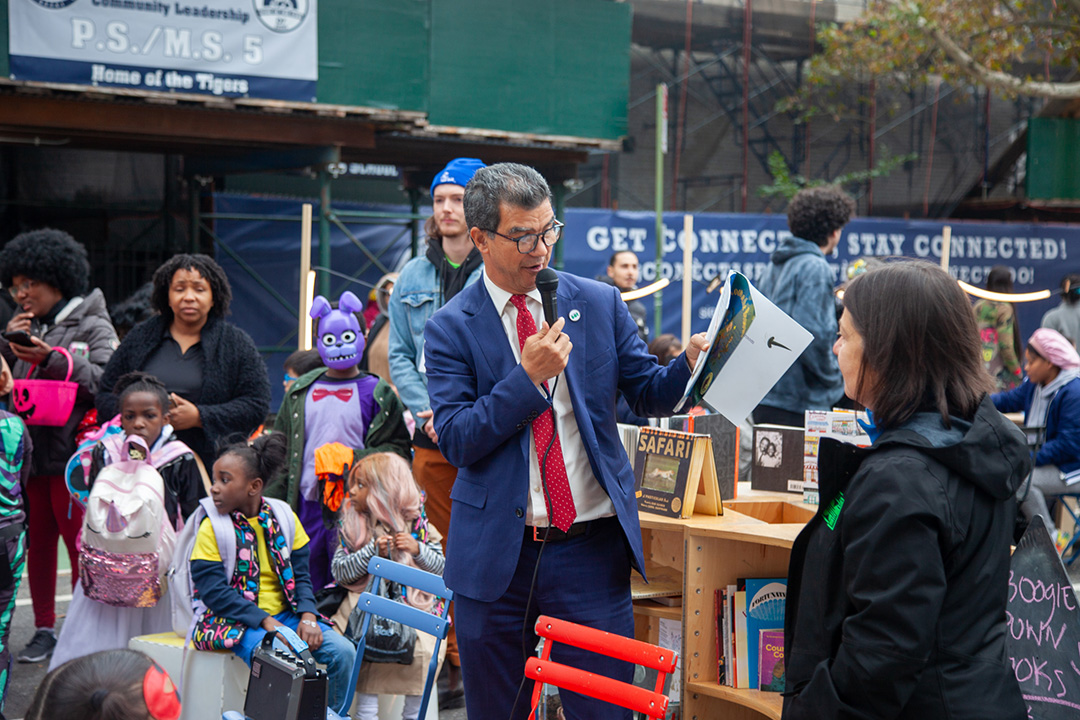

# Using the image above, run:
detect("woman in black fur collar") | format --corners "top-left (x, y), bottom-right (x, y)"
top-left (97, 254), bottom-right (270, 466)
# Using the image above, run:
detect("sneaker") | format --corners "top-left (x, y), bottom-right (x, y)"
top-left (17, 629), bottom-right (56, 663)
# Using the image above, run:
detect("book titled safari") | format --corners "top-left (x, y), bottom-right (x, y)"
top-left (758, 629), bottom-right (785, 692)
top-left (633, 427), bottom-right (702, 518)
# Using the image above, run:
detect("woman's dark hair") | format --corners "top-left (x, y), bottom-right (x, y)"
top-left (985, 266), bottom-right (1013, 294)
top-left (284, 349), bottom-right (323, 377)
top-left (111, 282), bottom-right (155, 339)
top-left (150, 253), bottom-right (232, 322)
top-left (648, 334), bottom-right (682, 366)
top-left (786, 186), bottom-right (856, 247)
top-left (219, 431), bottom-right (288, 486)
top-left (1061, 273), bottom-right (1080, 306)
top-left (0, 228), bottom-right (90, 298)
top-left (26, 649), bottom-right (156, 720)
top-left (842, 260), bottom-right (992, 429)
top-left (114, 371), bottom-right (170, 413)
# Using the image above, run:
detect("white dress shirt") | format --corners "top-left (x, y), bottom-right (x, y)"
top-left (483, 271), bottom-right (616, 526)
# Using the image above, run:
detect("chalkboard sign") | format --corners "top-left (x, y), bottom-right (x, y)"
top-left (1007, 519), bottom-right (1080, 719)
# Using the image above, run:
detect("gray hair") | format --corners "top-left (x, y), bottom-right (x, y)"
top-left (463, 163), bottom-right (553, 232)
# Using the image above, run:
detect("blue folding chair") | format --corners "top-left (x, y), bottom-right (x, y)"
top-left (224, 557), bottom-right (451, 720)
top-left (1056, 494), bottom-right (1080, 565)
top-left (332, 556), bottom-right (453, 719)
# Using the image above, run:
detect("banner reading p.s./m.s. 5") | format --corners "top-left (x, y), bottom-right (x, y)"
top-left (8, 0), bottom-right (317, 102)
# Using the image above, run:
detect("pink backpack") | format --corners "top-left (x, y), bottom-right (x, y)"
top-left (80, 435), bottom-right (176, 608)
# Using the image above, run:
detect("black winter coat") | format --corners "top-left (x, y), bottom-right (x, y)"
top-left (96, 315), bottom-right (270, 462)
top-left (783, 396), bottom-right (1030, 720)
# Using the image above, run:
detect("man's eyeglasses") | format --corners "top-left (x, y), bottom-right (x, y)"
top-left (484, 220), bottom-right (564, 254)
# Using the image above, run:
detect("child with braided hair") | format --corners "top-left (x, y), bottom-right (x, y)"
top-left (52, 371), bottom-right (204, 670)
top-left (189, 432), bottom-right (355, 712)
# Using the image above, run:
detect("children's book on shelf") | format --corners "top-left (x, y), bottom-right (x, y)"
top-left (733, 589), bottom-right (749, 689)
top-left (742, 578), bottom-right (787, 689)
top-left (675, 270), bottom-right (812, 424)
top-left (751, 424), bottom-right (804, 493)
top-left (687, 413), bottom-right (739, 501)
top-left (758, 629), bottom-right (785, 692)
top-left (803, 409), bottom-right (872, 504)
top-left (714, 588), bottom-right (726, 685)
top-left (726, 584), bottom-right (736, 687)
top-left (633, 427), bottom-right (721, 519)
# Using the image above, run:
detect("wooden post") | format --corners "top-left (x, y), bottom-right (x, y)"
top-left (299, 203), bottom-right (313, 351)
top-left (682, 214), bottom-right (693, 346)
top-left (940, 225), bottom-right (952, 273)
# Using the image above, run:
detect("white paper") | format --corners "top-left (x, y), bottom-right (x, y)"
top-left (679, 271), bottom-right (813, 425)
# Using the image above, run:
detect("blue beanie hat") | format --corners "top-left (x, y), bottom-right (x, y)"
top-left (430, 158), bottom-right (486, 197)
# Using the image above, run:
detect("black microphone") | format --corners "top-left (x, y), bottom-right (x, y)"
top-left (536, 268), bottom-right (559, 328)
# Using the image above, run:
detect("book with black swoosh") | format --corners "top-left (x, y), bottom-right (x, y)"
top-left (676, 270), bottom-right (813, 422)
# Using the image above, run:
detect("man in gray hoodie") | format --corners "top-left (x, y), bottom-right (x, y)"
top-left (754, 186), bottom-right (854, 427)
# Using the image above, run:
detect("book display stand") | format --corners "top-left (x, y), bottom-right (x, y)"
top-left (633, 428), bottom-right (721, 519)
top-left (632, 484), bottom-right (813, 719)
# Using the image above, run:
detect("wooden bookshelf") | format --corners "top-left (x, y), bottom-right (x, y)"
top-left (631, 601), bottom-right (683, 622)
top-left (632, 483), bottom-right (811, 720)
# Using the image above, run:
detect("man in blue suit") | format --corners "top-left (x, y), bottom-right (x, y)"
top-left (425, 163), bottom-right (707, 719)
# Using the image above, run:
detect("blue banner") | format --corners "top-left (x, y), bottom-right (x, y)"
top-left (211, 194), bottom-right (1080, 407)
top-left (560, 209), bottom-right (1079, 350)
top-left (212, 193), bottom-right (413, 407)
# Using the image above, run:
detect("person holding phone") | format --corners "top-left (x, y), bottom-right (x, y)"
top-left (0, 228), bottom-right (118, 664)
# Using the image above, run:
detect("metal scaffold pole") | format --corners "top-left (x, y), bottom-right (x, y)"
top-left (655, 82), bottom-right (668, 338)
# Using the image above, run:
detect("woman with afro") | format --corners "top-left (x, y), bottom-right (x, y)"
top-left (0, 228), bottom-right (119, 664)
top-left (755, 186), bottom-right (855, 427)
top-left (96, 253), bottom-right (270, 468)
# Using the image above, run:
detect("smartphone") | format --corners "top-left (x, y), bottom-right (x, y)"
top-left (1, 331), bottom-right (35, 347)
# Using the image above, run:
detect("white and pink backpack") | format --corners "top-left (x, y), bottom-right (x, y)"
top-left (80, 435), bottom-right (176, 608)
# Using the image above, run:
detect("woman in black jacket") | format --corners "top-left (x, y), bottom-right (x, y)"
top-left (783, 261), bottom-right (1029, 720)
top-left (97, 254), bottom-right (270, 465)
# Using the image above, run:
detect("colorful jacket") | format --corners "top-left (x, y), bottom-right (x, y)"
top-left (268, 368), bottom-right (411, 509)
top-left (190, 503), bottom-right (319, 633)
top-left (974, 299), bottom-right (1021, 392)
top-left (0, 411), bottom-right (31, 532)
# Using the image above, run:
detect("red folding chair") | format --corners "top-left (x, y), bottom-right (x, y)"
top-left (525, 615), bottom-right (678, 720)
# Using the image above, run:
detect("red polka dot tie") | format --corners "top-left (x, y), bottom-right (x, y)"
top-left (510, 294), bottom-right (576, 532)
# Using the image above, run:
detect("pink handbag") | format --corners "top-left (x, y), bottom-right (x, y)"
top-left (11, 346), bottom-right (79, 426)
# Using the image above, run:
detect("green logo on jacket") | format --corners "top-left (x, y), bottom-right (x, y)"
top-left (823, 492), bottom-right (845, 530)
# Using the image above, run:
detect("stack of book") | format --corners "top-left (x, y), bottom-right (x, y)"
top-left (802, 409), bottom-right (871, 505)
top-left (714, 578), bottom-right (787, 691)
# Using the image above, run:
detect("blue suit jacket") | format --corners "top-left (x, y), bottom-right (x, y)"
top-left (424, 271), bottom-right (692, 602)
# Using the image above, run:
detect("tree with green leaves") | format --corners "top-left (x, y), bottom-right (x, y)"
top-left (811, 0), bottom-right (1080, 99)
top-left (758, 150), bottom-right (917, 201)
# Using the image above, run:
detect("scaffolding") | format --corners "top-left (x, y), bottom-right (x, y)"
top-left (570, 0), bottom-right (1045, 219)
